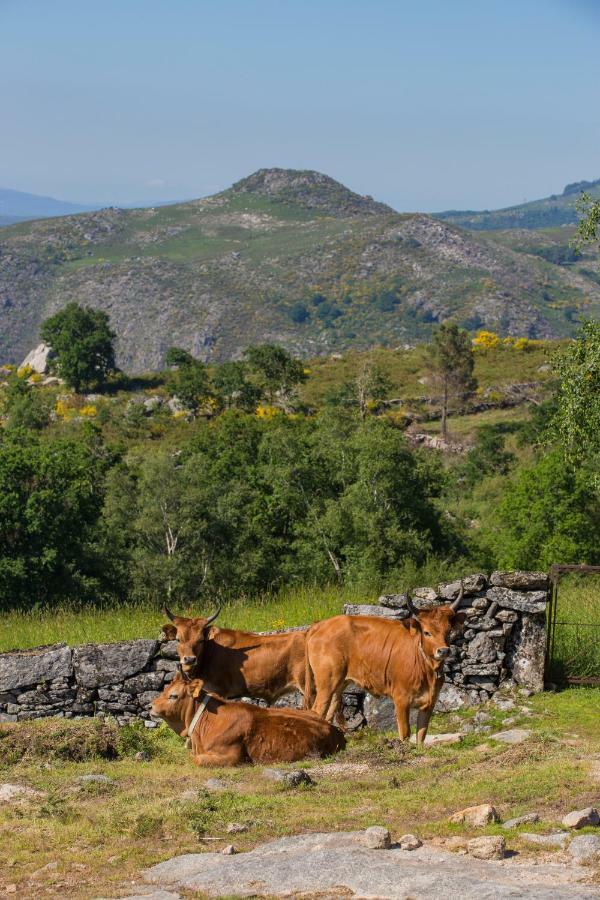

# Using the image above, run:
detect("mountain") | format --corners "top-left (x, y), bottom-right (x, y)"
top-left (1, 167), bottom-right (599, 371)
top-left (0, 187), bottom-right (96, 224)
top-left (435, 178), bottom-right (600, 230)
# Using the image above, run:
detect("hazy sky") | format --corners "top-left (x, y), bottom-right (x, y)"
top-left (1, 0), bottom-right (599, 211)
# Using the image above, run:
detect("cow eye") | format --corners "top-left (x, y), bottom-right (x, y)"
top-left (168, 693), bottom-right (178, 700)
top-left (423, 630), bottom-right (432, 637)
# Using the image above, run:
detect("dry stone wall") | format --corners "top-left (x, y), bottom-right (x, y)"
top-left (0, 571), bottom-right (549, 727)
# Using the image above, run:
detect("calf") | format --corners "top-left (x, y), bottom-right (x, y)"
top-left (150, 674), bottom-right (345, 766)
top-left (305, 590), bottom-right (466, 744)
top-left (161, 606), bottom-right (306, 702)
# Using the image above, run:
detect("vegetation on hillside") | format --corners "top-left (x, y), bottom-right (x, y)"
top-left (2, 169), bottom-right (600, 371)
top-left (1, 302), bottom-right (599, 614)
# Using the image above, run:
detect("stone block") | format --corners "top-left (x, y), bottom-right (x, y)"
top-left (73, 640), bottom-right (158, 688)
top-left (486, 587), bottom-right (548, 614)
top-left (490, 571), bottom-right (549, 591)
top-left (437, 573), bottom-right (487, 599)
top-left (343, 604), bottom-right (406, 619)
top-left (0, 644), bottom-right (72, 692)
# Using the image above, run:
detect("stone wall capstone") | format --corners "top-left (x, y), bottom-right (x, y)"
top-left (0, 571), bottom-right (550, 728)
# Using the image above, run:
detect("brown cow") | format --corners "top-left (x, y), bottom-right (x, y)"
top-left (161, 606), bottom-right (306, 703)
top-left (304, 591), bottom-right (466, 745)
top-left (150, 673), bottom-right (345, 766)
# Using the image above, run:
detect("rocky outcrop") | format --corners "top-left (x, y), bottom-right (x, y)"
top-left (19, 342), bottom-right (54, 374)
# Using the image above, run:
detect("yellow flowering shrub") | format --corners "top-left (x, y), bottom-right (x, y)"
top-left (256, 405), bottom-right (279, 419)
top-left (79, 405), bottom-right (97, 417)
top-left (55, 400), bottom-right (76, 420)
top-left (17, 364), bottom-right (34, 378)
top-left (472, 330), bottom-right (500, 350)
top-left (28, 372), bottom-right (43, 384)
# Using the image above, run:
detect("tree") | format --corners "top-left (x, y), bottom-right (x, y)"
top-left (493, 450), bottom-right (600, 569)
top-left (0, 427), bottom-right (111, 609)
top-left (212, 361), bottom-right (262, 411)
top-left (244, 344), bottom-right (307, 411)
top-left (0, 372), bottom-right (50, 430)
top-left (165, 346), bottom-right (213, 414)
top-left (330, 358), bottom-right (392, 420)
top-left (552, 321), bottom-right (600, 465)
top-left (430, 324), bottom-right (477, 440)
top-left (40, 302), bottom-right (115, 392)
top-left (575, 192), bottom-right (600, 247)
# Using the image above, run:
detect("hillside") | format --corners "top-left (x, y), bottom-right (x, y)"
top-left (1, 168), bottom-right (600, 371)
top-left (436, 177), bottom-right (600, 230)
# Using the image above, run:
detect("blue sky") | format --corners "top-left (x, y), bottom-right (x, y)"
top-left (1, 0), bottom-right (599, 210)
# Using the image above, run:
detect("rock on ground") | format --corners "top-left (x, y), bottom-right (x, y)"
top-left (520, 832), bottom-right (570, 848)
top-left (569, 834), bottom-right (600, 864)
top-left (0, 783), bottom-right (46, 803)
top-left (19, 342), bottom-right (55, 374)
top-left (502, 813), bottom-right (540, 828)
top-left (491, 729), bottom-right (531, 744)
top-left (562, 807), bottom-right (599, 829)
top-left (467, 835), bottom-right (506, 860)
top-left (362, 826), bottom-right (391, 849)
top-left (143, 831), bottom-right (599, 898)
top-left (449, 803), bottom-right (499, 826)
top-left (409, 732), bottom-right (462, 746)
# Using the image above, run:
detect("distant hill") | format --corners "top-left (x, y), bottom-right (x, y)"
top-left (1, 167), bottom-right (600, 371)
top-left (0, 187), bottom-right (95, 223)
top-left (436, 178), bottom-right (600, 230)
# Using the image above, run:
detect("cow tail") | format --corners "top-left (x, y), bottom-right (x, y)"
top-left (303, 643), bottom-right (316, 709)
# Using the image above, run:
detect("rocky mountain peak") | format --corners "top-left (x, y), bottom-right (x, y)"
top-left (229, 168), bottom-right (394, 217)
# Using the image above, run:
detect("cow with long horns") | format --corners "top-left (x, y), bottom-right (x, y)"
top-left (304, 586), bottom-right (466, 744)
top-left (161, 605), bottom-right (307, 703)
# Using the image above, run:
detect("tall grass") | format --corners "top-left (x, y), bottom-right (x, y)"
top-left (0, 584), bottom-right (369, 652)
top-left (549, 574), bottom-right (600, 680)
top-left (0, 558), bottom-right (467, 652)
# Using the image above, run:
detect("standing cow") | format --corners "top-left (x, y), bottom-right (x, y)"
top-left (304, 590), bottom-right (466, 744)
top-left (161, 606), bottom-right (307, 702)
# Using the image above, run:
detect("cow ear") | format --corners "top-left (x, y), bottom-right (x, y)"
top-left (408, 616), bottom-right (422, 634)
top-left (162, 624), bottom-right (178, 641)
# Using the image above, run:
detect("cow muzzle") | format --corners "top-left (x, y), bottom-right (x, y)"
top-left (182, 655), bottom-right (197, 669)
top-left (435, 646), bottom-right (450, 659)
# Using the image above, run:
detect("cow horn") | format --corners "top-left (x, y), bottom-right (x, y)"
top-left (205, 605), bottom-right (221, 626)
top-left (450, 580), bottom-right (464, 611)
top-left (405, 590), bottom-right (418, 617)
top-left (163, 606), bottom-right (176, 622)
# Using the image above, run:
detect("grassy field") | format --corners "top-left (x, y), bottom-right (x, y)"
top-left (1, 688), bottom-right (599, 897)
top-left (549, 575), bottom-right (600, 681)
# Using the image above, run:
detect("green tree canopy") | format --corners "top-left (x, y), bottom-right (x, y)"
top-left (40, 302), bottom-right (115, 392)
top-left (165, 346), bottom-right (213, 413)
top-left (244, 344), bottom-right (307, 411)
top-left (430, 323), bottom-right (477, 439)
top-left (0, 427), bottom-right (112, 609)
top-left (553, 321), bottom-right (600, 465)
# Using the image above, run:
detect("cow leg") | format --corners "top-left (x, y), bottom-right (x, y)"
top-left (415, 707), bottom-right (433, 746)
top-left (393, 697), bottom-right (411, 741)
top-left (326, 688), bottom-right (344, 727)
top-left (192, 745), bottom-right (244, 767)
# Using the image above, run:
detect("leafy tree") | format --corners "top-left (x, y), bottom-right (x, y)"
top-left (552, 321), bottom-right (600, 465)
top-left (244, 344), bottom-right (307, 411)
top-left (430, 323), bottom-right (477, 439)
top-left (0, 372), bottom-right (51, 430)
top-left (575, 192), bottom-right (600, 247)
top-left (40, 302), bottom-right (115, 392)
top-left (211, 361), bottom-right (262, 411)
top-left (330, 359), bottom-right (392, 420)
top-left (165, 346), bottom-right (213, 414)
top-left (0, 427), bottom-right (112, 609)
top-left (493, 450), bottom-right (600, 569)
top-left (460, 425), bottom-right (515, 486)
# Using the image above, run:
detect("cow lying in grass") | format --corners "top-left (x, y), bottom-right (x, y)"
top-left (150, 674), bottom-right (345, 767)
top-left (305, 589), bottom-right (466, 745)
top-left (161, 606), bottom-right (307, 703)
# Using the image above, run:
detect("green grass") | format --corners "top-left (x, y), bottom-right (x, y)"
top-left (0, 584), bottom-right (367, 651)
top-left (548, 574), bottom-right (600, 680)
top-left (1, 688), bottom-right (599, 897)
